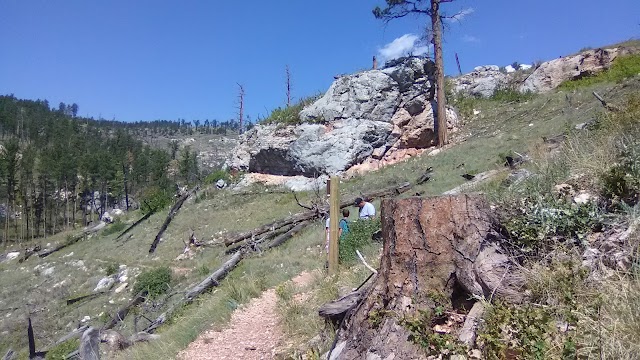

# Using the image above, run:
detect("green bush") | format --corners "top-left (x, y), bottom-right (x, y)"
top-left (500, 196), bottom-right (602, 254)
top-left (105, 263), bottom-right (119, 276)
top-left (339, 218), bottom-right (381, 263)
top-left (101, 219), bottom-right (127, 236)
top-left (559, 54), bottom-right (640, 90)
top-left (204, 169), bottom-right (230, 185)
top-left (133, 266), bottom-right (172, 298)
top-left (140, 186), bottom-right (172, 214)
top-left (490, 87), bottom-right (534, 103)
top-left (478, 302), bottom-right (553, 360)
top-left (46, 339), bottom-right (79, 360)
top-left (260, 94), bottom-right (322, 125)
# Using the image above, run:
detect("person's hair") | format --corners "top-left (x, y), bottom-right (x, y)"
top-left (342, 209), bottom-right (349, 217)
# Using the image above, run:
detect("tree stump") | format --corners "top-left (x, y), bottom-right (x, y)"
top-left (332, 194), bottom-right (524, 359)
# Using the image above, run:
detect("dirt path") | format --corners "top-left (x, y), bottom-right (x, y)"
top-left (179, 272), bottom-right (314, 360)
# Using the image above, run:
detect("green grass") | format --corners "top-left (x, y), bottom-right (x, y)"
top-left (260, 94), bottom-right (322, 125)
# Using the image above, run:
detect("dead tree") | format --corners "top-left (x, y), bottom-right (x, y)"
top-left (373, 0), bottom-right (457, 147)
top-left (148, 186), bottom-right (198, 253)
top-left (286, 65), bottom-right (292, 107)
top-left (331, 195), bottom-right (525, 359)
top-left (237, 83), bottom-right (245, 134)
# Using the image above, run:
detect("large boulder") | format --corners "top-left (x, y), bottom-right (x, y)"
top-left (228, 119), bottom-right (393, 176)
top-left (299, 71), bottom-right (400, 123)
top-left (520, 47), bottom-right (632, 93)
top-left (227, 56), bottom-right (456, 178)
top-left (451, 65), bottom-right (508, 97)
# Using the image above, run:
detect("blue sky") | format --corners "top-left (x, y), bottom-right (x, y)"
top-left (1, 0), bottom-right (638, 123)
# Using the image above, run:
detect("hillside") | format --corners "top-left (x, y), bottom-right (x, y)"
top-left (1, 42), bottom-right (640, 360)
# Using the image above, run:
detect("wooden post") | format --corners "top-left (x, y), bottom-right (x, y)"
top-left (328, 176), bottom-right (340, 274)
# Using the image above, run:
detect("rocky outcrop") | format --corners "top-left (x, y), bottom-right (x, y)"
top-left (520, 47), bottom-right (631, 93)
top-left (299, 71), bottom-right (400, 123)
top-left (228, 57), bottom-right (458, 178)
top-left (451, 65), bottom-right (509, 97)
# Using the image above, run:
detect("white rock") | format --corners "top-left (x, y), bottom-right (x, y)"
top-left (42, 267), bottom-right (55, 276)
top-left (81, 316), bottom-right (91, 323)
top-left (62, 252), bottom-right (74, 258)
top-left (473, 109), bottom-right (481, 115)
top-left (114, 283), bottom-right (128, 293)
top-left (505, 65), bottom-right (516, 73)
top-left (6, 252), bottom-right (20, 261)
top-left (94, 277), bottom-right (115, 292)
top-left (519, 64), bottom-right (532, 70)
top-left (113, 209), bottom-right (124, 216)
top-left (574, 191), bottom-right (596, 204)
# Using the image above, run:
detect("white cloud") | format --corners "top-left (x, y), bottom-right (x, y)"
top-left (462, 35), bottom-right (480, 43)
top-left (448, 7), bottom-right (474, 22)
top-left (378, 34), bottom-right (431, 63)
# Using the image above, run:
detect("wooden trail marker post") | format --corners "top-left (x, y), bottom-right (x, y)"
top-left (328, 176), bottom-right (340, 274)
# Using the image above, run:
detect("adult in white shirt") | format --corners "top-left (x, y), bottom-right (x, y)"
top-left (354, 197), bottom-right (376, 219)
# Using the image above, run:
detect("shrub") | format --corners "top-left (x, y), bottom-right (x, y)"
top-left (339, 218), bottom-right (381, 263)
top-left (101, 219), bottom-right (127, 236)
top-left (260, 94), bottom-right (322, 125)
top-left (105, 263), bottom-right (119, 276)
top-left (133, 266), bottom-right (172, 298)
top-left (500, 196), bottom-right (602, 254)
top-left (46, 339), bottom-right (79, 360)
top-left (490, 87), bottom-right (534, 103)
top-left (478, 302), bottom-right (554, 360)
top-left (140, 186), bottom-right (172, 214)
top-left (204, 169), bottom-right (230, 185)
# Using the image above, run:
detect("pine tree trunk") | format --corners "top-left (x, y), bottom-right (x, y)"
top-left (333, 195), bottom-right (525, 359)
top-left (431, 0), bottom-right (448, 147)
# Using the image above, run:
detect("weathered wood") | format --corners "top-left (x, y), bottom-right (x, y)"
top-left (51, 326), bottom-right (89, 348)
top-left (225, 223), bottom-right (296, 254)
top-left (442, 170), bottom-right (501, 195)
top-left (334, 195), bottom-right (525, 359)
top-left (149, 186), bottom-right (198, 253)
top-left (224, 181), bottom-right (412, 247)
top-left (79, 327), bottom-right (100, 360)
top-left (593, 91), bottom-right (620, 112)
top-left (28, 317), bottom-right (36, 359)
top-left (184, 252), bottom-right (242, 302)
top-left (2, 349), bottom-right (15, 360)
top-left (116, 210), bottom-right (155, 240)
top-left (266, 221), bottom-right (312, 249)
top-left (101, 291), bottom-right (147, 331)
top-left (100, 330), bottom-right (159, 352)
top-left (318, 291), bottom-right (364, 323)
top-left (38, 222), bottom-right (105, 259)
top-left (66, 293), bottom-right (105, 306)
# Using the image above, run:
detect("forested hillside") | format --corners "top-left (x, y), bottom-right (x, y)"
top-left (0, 95), bottom-right (215, 244)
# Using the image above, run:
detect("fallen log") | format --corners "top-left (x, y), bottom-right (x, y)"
top-left (149, 186), bottom-right (199, 254)
top-left (38, 222), bottom-right (106, 259)
top-left (266, 221), bottom-right (312, 249)
top-left (102, 291), bottom-right (147, 331)
top-left (224, 181), bottom-right (412, 247)
top-left (66, 292), bottom-right (106, 306)
top-left (225, 223), bottom-right (296, 255)
top-left (184, 251), bottom-right (243, 302)
top-left (79, 327), bottom-right (100, 360)
top-left (2, 349), bottom-right (15, 360)
top-left (145, 252), bottom-right (242, 333)
top-left (116, 210), bottom-right (155, 240)
top-left (593, 91), bottom-right (620, 112)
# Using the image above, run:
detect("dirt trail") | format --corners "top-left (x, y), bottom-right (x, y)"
top-left (179, 272), bottom-right (315, 360)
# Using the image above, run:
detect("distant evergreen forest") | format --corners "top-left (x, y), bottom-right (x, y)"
top-left (0, 94), bottom-right (238, 244)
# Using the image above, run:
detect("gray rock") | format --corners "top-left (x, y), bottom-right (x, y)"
top-left (215, 179), bottom-right (227, 189)
top-left (452, 67), bottom-right (509, 97)
top-left (503, 169), bottom-right (533, 187)
top-left (5, 251), bottom-right (20, 261)
top-left (299, 71), bottom-right (400, 123)
top-left (94, 277), bottom-right (115, 292)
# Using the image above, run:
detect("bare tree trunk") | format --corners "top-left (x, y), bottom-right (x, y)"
top-left (286, 65), bottom-right (292, 107)
top-left (123, 164), bottom-right (130, 211)
top-left (431, 0), bottom-right (448, 147)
